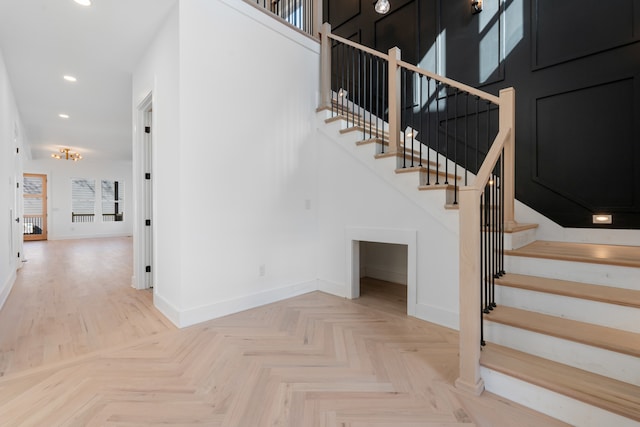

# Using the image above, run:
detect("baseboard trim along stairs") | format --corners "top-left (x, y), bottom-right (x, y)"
top-left (483, 240), bottom-right (640, 426)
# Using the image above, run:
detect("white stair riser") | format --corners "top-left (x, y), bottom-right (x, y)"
top-left (495, 286), bottom-right (640, 333)
top-left (505, 256), bottom-right (640, 290)
top-left (504, 228), bottom-right (537, 250)
top-left (481, 367), bottom-right (639, 427)
top-left (485, 322), bottom-right (640, 386)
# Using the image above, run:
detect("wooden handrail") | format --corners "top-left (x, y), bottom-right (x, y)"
top-left (326, 33), bottom-right (390, 60)
top-left (398, 60), bottom-right (500, 105)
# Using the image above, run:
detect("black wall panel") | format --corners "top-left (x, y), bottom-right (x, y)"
top-left (533, 0), bottom-right (639, 69)
top-left (323, 0), bottom-right (640, 228)
top-left (535, 79), bottom-right (636, 209)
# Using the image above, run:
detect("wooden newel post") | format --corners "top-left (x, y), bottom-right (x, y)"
top-left (499, 87), bottom-right (516, 227)
top-left (319, 22), bottom-right (332, 110)
top-left (387, 46), bottom-right (401, 154)
top-left (455, 187), bottom-right (485, 396)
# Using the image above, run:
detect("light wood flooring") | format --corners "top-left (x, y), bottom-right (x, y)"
top-left (0, 239), bottom-right (569, 426)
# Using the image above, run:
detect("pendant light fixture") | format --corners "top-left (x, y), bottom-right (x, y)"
top-left (375, 0), bottom-right (390, 14)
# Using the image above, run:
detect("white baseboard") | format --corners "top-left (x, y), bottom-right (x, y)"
top-left (414, 302), bottom-right (459, 331)
top-left (318, 279), bottom-right (349, 298)
top-left (481, 367), bottom-right (639, 427)
top-left (178, 280), bottom-right (319, 328)
top-left (0, 270), bottom-right (16, 312)
top-left (153, 292), bottom-right (181, 327)
top-left (49, 232), bottom-right (133, 241)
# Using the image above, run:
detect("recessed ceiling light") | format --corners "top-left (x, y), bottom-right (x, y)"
top-left (74, 0), bottom-right (92, 6)
top-left (63, 75), bottom-right (77, 82)
top-left (59, 114), bottom-right (70, 119)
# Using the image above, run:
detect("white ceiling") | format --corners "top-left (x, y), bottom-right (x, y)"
top-left (0, 0), bottom-right (177, 161)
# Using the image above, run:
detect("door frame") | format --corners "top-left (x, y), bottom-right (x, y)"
top-left (133, 92), bottom-right (154, 290)
top-left (23, 173), bottom-right (48, 241)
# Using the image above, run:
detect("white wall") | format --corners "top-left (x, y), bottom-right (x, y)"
top-left (316, 129), bottom-right (461, 329)
top-left (133, 0), bottom-right (321, 326)
top-left (0, 47), bottom-right (25, 310)
top-left (23, 158), bottom-right (133, 240)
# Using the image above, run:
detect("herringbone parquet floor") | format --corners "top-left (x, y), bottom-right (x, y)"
top-left (0, 239), bottom-right (569, 426)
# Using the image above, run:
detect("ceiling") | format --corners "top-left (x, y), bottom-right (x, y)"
top-left (0, 0), bottom-right (177, 161)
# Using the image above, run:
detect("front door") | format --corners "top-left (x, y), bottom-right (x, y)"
top-left (23, 173), bottom-right (47, 241)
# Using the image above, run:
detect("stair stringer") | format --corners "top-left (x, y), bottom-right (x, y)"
top-left (315, 112), bottom-right (463, 329)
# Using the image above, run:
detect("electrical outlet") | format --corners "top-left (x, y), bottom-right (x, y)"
top-left (305, 199), bottom-right (311, 210)
top-left (259, 264), bottom-right (266, 277)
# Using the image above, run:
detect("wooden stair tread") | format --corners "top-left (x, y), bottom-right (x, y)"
top-left (395, 166), bottom-right (461, 181)
top-left (485, 306), bottom-right (640, 357)
top-left (495, 273), bottom-right (640, 308)
top-left (504, 222), bottom-right (538, 233)
top-left (418, 184), bottom-right (456, 191)
top-left (375, 151), bottom-right (438, 167)
top-left (480, 344), bottom-right (640, 422)
top-left (340, 125), bottom-right (389, 137)
top-left (505, 240), bottom-right (640, 268)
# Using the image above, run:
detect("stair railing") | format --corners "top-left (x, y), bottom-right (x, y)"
top-left (246, 0), bottom-right (323, 38)
top-left (318, 23), bottom-right (516, 396)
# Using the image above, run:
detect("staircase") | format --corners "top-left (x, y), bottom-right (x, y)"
top-left (317, 106), bottom-right (640, 425)
top-left (310, 19), bottom-right (640, 426)
top-left (481, 238), bottom-right (640, 426)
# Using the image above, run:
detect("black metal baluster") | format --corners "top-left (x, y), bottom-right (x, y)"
top-left (419, 75), bottom-right (423, 167)
top-left (382, 60), bottom-right (386, 150)
top-left (368, 54), bottom-right (373, 140)
top-left (464, 93), bottom-right (469, 185)
top-left (475, 96), bottom-right (480, 173)
top-left (444, 85), bottom-right (449, 185)
top-left (426, 77), bottom-right (431, 185)
top-left (480, 196), bottom-right (486, 346)
top-left (435, 82), bottom-right (440, 185)
top-left (453, 89), bottom-right (458, 204)
top-left (402, 69), bottom-right (407, 168)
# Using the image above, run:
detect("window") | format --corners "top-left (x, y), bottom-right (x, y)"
top-left (101, 180), bottom-right (124, 222)
top-left (71, 178), bottom-right (95, 222)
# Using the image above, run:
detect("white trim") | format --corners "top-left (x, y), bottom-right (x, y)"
top-left (0, 270), bottom-right (16, 312)
top-left (153, 291), bottom-right (181, 327)
top-left (48, 232), bottom-right (132, 241)
top-left (133, 92), bottom-right (153, 291)
top-left (318, 279), bottom-right (349, 298)
top-left (346, 227), bottom-right (417, 316)
top-left (177, 280), bottom-right (319, 328)
top-left (414, 302), bottom-right (459, 330)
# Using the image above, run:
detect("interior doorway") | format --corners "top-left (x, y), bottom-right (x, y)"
top-left (358, 242), bottom-right (408, 315)
top-left (23, 173), bottom-right (47, 241)
top-left (347, 227), bottom-right (417, 317)
top-left (133, 93), bottom-right (154, 290)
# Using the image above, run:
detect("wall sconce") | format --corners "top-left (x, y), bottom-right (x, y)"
top-left (336, 88), bottom-right (348, 100)
top-left (592, 214), bottom-right (612, 224)
top-left (374, 0), bottom-right (390, 14)
top-left (472, 0), bottom-right (482, 14)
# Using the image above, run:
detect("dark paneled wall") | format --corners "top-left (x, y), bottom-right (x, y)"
top-left (324, 0), bottom-right (640, 229)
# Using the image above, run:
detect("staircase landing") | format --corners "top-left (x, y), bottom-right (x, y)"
top-left (505, 240), bottom-right (640, 268)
